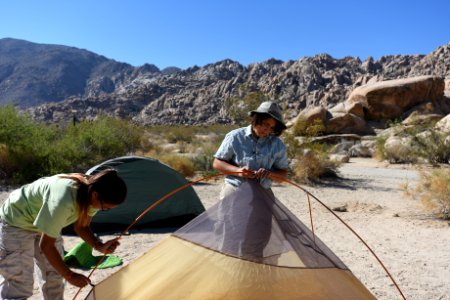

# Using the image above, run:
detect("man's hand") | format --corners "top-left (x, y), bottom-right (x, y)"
top-left (253, 168), bottom-right (271, 179)
top-left (237, 166), bottom-right (256, 178)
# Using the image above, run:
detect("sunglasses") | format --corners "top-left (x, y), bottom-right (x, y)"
top-left (100, 199), bottom-right (111, 211)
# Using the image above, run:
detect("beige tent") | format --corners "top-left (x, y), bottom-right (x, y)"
top-left (85, 181), bottom-right (375, 300)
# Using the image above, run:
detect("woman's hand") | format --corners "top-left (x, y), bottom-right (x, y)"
top-left (94, 238), bottom-right (120, 254)
top-left (65, 271), bottom-right (91, 288)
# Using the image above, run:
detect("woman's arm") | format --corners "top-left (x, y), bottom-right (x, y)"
top-left (39, 233), bottom-right (91, 287)
top-left (74, 217), bottom-right (120, 254)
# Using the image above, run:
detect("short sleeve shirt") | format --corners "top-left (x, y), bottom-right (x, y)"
top-left (0, 175), bottom-right (98, 238)
top-left (214, 125), bottom-right (289, 189)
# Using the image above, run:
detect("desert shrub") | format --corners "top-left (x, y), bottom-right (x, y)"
top-left (138, 132), bottom-right (164, 155)
top-left (373, 135), bottom-right (388, 161)
top-left (375, 126), bottom-right (450, 164)
top-left (291, 117), bottom-right (325, 137)
top-left (0, 106), bottom-right (60, 182)
top-left (385, 136), bottom-right (420, 163)
top-left (0, 106), bottom-right (143, 183)
top-left (412, 168), bottom-right (450, 219)
top-left (53, 116), bottom-right (142, 172)
top-left (191, 143), bottom-right (221, 176)
top-left (162, 126), bottom-right (195, 143)
top-left (415, 130), bottom-right (450, 164)
top-left (282, 132), bottom-right (302, 159)
top-left (283, 130), bottom-right (339, 183)
top-left (224, 86), bottom-right (269, 125)
top-left (385, 117), bottom-right (403, 128)
top-left (157, 154), bottom-right (195, 178)
top-left (291, 149), bottom-right (340, 183)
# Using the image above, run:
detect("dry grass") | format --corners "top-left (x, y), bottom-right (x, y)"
top-left (410, 168), bottom-right (450, 219)
top-left (291, 117), bottom-right (325, 137)
top-left (291, 150), bottom-right (340, 183)
top-left (155, 154), bottom-right (196, 178)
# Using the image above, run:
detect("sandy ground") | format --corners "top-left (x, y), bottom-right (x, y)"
top-left (1, 158), bottom-right (449, 300)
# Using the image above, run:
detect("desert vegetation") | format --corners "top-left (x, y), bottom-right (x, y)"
top-left (0, 105), bottom-right (142, 183)
top-left (1, 105), bottom-right (449, 220)
top-left (375, 119), bottom-right (450, 165)
top-left (0, 106), bottom-right (236, 183)
top-left (403, 168), bottom-right (450, 220)
top-left (0, 104), bottom-right (338, 184)
top-left (285, 117), bottom-right (340, 183)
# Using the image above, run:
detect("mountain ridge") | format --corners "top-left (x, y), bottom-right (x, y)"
top-left (1, 38), bottom-right (449, 125)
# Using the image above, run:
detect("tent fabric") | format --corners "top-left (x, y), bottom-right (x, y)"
top-left (85, 156), bottom-right (205, 231)
top-left (85, 180), bottom-right (375, 300)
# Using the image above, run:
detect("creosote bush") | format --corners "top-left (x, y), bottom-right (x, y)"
top-left (291, 117), bottom-right (325, 137)
top-left (375, 124), bottom-right (450, 165)
top-left (0, 106), bottom-right (142, 183)
top-left (224, 86), bottom-right (269, 125)
top-left (157, 154), bottom-right (195, 178)
top-left (282, 131), bottom-right (340, 183)
top-left (411, 168), bottom-right (450, 219)
top-left (291, 147), bottom-right (340, 184)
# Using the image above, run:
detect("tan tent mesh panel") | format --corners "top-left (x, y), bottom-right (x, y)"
top-left (85, 180), bottom-right (375, 299)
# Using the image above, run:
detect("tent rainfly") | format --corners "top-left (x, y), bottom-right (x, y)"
top-left (84, 180), bottom-right (376, 300)
top-left (86, 156), bottom-right (205, 231)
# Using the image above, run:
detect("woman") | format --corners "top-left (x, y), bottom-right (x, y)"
top-left (213, 101), bottom-right (289, 194)
top-left (0, 169), bottom-right (127, 299)
top-left (212, 101), bottom-right (289, 260)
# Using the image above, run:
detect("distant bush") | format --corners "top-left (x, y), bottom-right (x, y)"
top-left (383, 136), bottom-right (420, 164)
top-left (415, 130), bottom-right (450, 164)
top-left (0, 106), bottom-right (59, 182)
top-left (373, 135), bottom-right (388, 161)
top-left (281, 132), bottom-right (301, 160)
top-left (0, 106), bottom-right (142, 184)
top-left (53, 116), bottom-right (142, 172)
top-left (163, 126), bottom-right (195, 143)
top-left (224, 86), bottom-right (269, 125)
top-left (291, 117), bottom-right (325, 137)
top-left (411, 168), bottom-right (450, 219)
top-left (291, 147), bottom-right (340, 184)
top-left (157, 154), bottom-right (195, 178)
top-left (191, 143), bottom-right (221, 176)
top-left (282, 132), bottom-right (340, 183)
top-left (375, 126), bottom-right (450, 164)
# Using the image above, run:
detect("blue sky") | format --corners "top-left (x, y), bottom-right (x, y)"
top-left (1, 0), bottom-right (449, 69)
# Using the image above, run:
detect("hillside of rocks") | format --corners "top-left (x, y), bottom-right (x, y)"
top-left (0, 38), bottom-right (449, 128)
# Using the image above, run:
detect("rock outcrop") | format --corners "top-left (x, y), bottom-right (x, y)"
top-left (345, 76), bottom-right (446, 120)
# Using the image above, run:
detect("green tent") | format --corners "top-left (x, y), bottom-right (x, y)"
top-left (86, 156), bottom-right (205, 232)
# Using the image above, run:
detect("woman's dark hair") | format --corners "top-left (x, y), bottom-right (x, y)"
top-left (250, 113), bottom-right (286, 136)
top-left (61, 169), bottom-right (127, 226)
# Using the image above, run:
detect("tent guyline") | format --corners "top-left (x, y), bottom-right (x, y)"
top-left (72, 171), bottom-right (406, 300)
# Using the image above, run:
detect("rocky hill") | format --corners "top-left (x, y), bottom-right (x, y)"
top-left (1, 38), bottom-right (449, 125)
